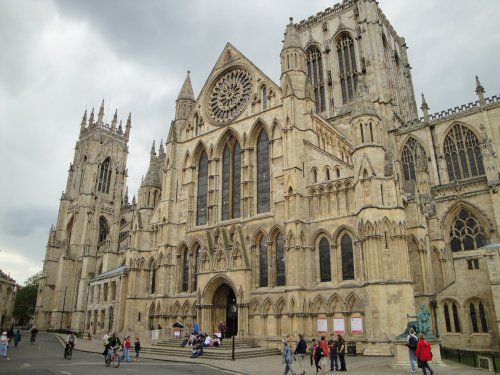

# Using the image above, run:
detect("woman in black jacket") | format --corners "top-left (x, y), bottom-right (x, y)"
top-left (294, 334), bottom-right (307, 375)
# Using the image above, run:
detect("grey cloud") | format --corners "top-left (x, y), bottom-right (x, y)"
top-left (0, 206), bottom-right (56, 237)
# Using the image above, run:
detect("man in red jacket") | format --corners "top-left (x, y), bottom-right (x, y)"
top-left (415, 333), bottom-right (434, 375)
top-left (319, 336), bottom-right (329, 374)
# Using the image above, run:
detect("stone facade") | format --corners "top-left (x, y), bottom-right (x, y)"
top-left (36, 0), bottom-right (500, 352)
top-left (0, 270), bottom-right (17, 328)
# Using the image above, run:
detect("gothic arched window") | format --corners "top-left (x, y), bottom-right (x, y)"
top-left (449, 209), bottom-right (488, 252)
top-left (479, 302), bottom-right (488, 332)
top-left (276, 233), bottom-right (286, 286)
top-left (337, 33), bottom-right (357, 104)
top-left (259, 236), bottom-right (268, 287)
top-left (96, 157), bottom-right (112, 194)
top-left (444, 124), bottom-right (485, 182)
top-left (256, 129), bottom-right (270, 213)
top-left (319, 237), bottom-right (331, 282)
top-left (98, 216), bottom-right (109, 244)
top-left (470, 303), bottom-right (479, 333)
top-left (262, 85), bottom-right (268, 110)
top-left (150, 262), bottom-right (156, 294)
top-left (306, 46), bottom-right (326, 113)
top-left (196, 151), bottom-right (208, 225)
top-left (221, 136), bottom-right (241, 221)
top-left (402, 137), bottom-right (428, 182)
top-left (193, 245), bottom-right (201, 291)
top-left (444, 303), bottom-right (452, 332)
top-left (181, 250), bottom-right (189, 292)
top-left (341, 234), bottom-right (354, 280)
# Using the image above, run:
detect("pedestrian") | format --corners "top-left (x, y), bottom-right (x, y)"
top-left (336, 334), bottom-right (347, 371)
top-left (311, 338), bottom-right (321, 373)
top-left (102, 331), bottom-right (110, 357)
top-left (120, 336), bottom-right (131, 363)
top-left (0, 331), bottom-right (8, 360)
top-left (319, 336), bottom-right (329, 374)
top-left (282, 340), bottom-right (296, 375)
top-left (13, 330), bottom-right (21, 348)
top-left (293, 333), bottom-right (307, 375)
top-left (134, 337), bottom-right (141, 362)
top-left (415, 333), bottom-right (434, 375)
top-left (407, 328), bottom-right (418, 373)
top-left (194, 321), bottom-right (199, 335)
top-left (30, 325), bottom-right (38, 343)
top-left (7, 326), bottom-right (14, 346)
top-left (328, 333), bottom-right (339, 371)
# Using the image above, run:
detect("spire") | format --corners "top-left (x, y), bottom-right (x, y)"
top-left (176, 71), bottom-right (195, 102)
top-left (97, 99), bottom-right (105, 125)
top-left (111, 109), bottom-right (118, 130)
top-left (421, 93), bottom-right (429, 122)
top-left (80, 109), bottom-right (87, 133)
top-left (118, 120), bottom-right (123, 133)
top-left (282, 17), bottom-right (301, 50)
top-left (475, 75), bottom-right (485, 106)
top-left (132, 194), bottom-right (136, 205)
top-left (158, 139), bottom-right (165, 156)
top-left (142, 143), bottom-right (161, 189)
top-left (89, 108), bottom-right (95, 126)
top-left (125, 112), bottom-right (132, 138)
top-left (124, 186), bottom-right (129, 205)
top-left (150, 140), bottom-right (157, 160)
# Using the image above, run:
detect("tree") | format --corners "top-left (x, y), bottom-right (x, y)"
top-left (13, 271), bottom-right (42, 326)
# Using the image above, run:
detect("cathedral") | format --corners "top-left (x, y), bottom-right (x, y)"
top-left (35, 0), bottom-right (500, 353)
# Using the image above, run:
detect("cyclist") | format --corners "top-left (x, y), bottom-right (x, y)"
top-left (105, 333), bottom-right (121, 360)
top-left (30, 326), bottom-right (39, 343)
top-left (64, 331), bottom-right (77, 358)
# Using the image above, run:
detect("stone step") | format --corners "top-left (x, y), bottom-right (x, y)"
top-left (155, 341), bottom-right (257, 349)
top-left (141, 345), bottom-right (280, 360)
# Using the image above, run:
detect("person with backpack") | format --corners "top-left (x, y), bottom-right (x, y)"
top-left (311, 338), bottom-right (322, 373)
top-left (407, 328), bottom-right (418, 373)
top-left (294, 334), bottom-right (307, 375)
top-left (282, 340), bottom-right (296, 375)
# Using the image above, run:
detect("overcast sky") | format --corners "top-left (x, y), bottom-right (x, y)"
top-left (1, 0), bottom-right (499, 285)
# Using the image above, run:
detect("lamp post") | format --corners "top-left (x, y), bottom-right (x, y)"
top-left (229, 302), bottom-right (238, 361)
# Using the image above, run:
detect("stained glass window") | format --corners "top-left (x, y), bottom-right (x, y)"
top-left (444, 124), bottom-right (484, 181)
top-left (196, 151), bottom-right (208, 225)
top-left (222, 145), bottom-right (230, 221)
top-left (470, 303), bottom-right (479, 333)
top-left (233, 142), bottom-right (241, 218)
top-left (444, 304), bottom-right (452, 332)
top-left (222, 137), bottom-right (241, 221)
top-left (96, 157), bottom-right (112, 193)
top-left (276, 233), bottom-right (286, 286)
top-left (452, 303), bottom-right (461, 332)
top-left (257, 130), bottom-right (270, 213)
top-left (341, 234), bottom-right (354, 280)
top-left (193, 245), bottom-right (201, 291)
top-left (182, 250), bottom-right (189, 292)
top-left (402, 137), bottom-right (428, 182)
top-left (337, 33), bottom-right (357, 104)
top-left (479, 302), bottom-right (488, 332)
top-left (449, 209), bottom-right (488, 251)
top-left (306, 47), bottom-right (326, 113)
top-left (259, 236), bottom-right (268, 287)
top-left (319, 237), bottom-right (331, 282)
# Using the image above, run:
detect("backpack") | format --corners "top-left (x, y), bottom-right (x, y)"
top-left (285, 347), bottom-right (293, 364)
top-left (408, 335), bottom-right (417, 350)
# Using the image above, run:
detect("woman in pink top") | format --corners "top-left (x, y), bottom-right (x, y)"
top-left (120, 336), bottom-right (132, 363)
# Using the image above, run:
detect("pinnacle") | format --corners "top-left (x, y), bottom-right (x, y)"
top-left (176, 70), bottom-right (195, 102)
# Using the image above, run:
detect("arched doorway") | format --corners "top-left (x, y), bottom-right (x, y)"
top-left (212, 283), bottom-right (238, 338)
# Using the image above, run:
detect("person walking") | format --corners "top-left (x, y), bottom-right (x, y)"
top-left (311, 338), bottom-right (321, 373)
top-left (337, 334), bottom-right (347, 371)
top-left (0, 331), bottom-right (8, 360)
top-left (293, 334), bottom-right (307, 375)
top-left (30, 326), bottom-right (38, 343)
top-left (120, 336), bottom-right (131, 363)
top-left (318, 336), bottom-right (329, 374)
top-left (407, 328), bottom-right (419, 373)
top-left (7, 326), bottom-right (14, 346)
top-left (134, 337), bottom-right (141, 362)
top-left (415, 333), bottom-right (434, 375)
top-left (282, 340), bottom-right (296, 375)
top-left (328, 333), bottom-right (339, 371)
top-left (13, 330), bottom-right (21, 348)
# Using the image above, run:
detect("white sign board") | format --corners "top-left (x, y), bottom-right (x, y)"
top-left (317, 318), bottom-right (328, 333)
top-left (351, 317), bottom-right (363, 333)
top-left (151, 329), bottom-right (159, 340)
top-left (333, 318), bottom-right (345, 334)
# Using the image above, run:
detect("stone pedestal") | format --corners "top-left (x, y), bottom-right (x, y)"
top-left (392, 340), bottom-right (445, 369)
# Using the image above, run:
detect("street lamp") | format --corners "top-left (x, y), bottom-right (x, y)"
top-left (229, 301), bottom-right (238, 361)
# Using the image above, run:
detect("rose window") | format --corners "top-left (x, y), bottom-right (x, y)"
top-left (208, 68), bottom-right (252, 124)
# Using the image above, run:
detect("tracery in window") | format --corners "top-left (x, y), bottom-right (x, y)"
top-left (222, 136), bottom-right (241, 221)
top-left (337, 33), bottom-right (357, 104)
top-left (319, 237), bottom-right (331, 282)
top-left (259, 236), bottom-right (268, 287)
top-left (276, 233), bottom-right (286, 286)
top-left (402, 137), bottom-right (428, 182)
top-left (306, 46), bottom-right (326, 113)
top-left (181, 250), bottom-right (189, 292)
top-left (449, 209), bottom-right (488, 252)
top-left (256, 129), bottom-right (270, 213)
top-left (341, 234), bottom-right (354, 280)
top-left (196, 151), bottom-right (208, 225)
top-left (444, 124), bottom-right (485, 182)
top-left (96, 157), bottom-right (112, 194)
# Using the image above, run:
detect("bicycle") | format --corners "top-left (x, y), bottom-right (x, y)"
top-left (105, 346), bottom-right (120, 368)
top-left (30, 333), bottom-right (36, 344)
top-left (64, 345), bottom-right (73, 360)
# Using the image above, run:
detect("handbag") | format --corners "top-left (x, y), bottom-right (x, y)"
top-left (417, 360), bottom-right (424, 368)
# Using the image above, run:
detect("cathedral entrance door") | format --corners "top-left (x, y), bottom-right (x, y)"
top-left (212, 283), bottom-right (238, 338)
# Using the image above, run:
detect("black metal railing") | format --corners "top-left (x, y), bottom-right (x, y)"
top-left (441, 345), bottom-right (500, 372)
